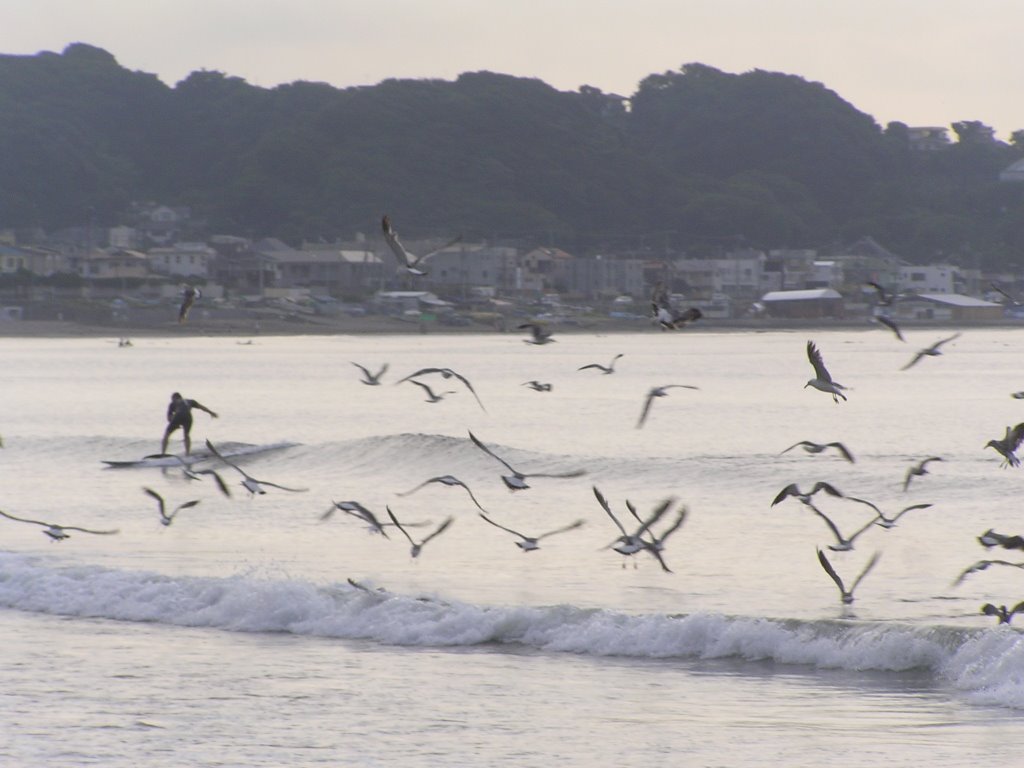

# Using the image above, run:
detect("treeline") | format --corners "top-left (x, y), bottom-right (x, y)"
top-left (1, 43), bottom-right (1023, 267)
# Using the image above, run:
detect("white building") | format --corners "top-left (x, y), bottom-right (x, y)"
top-left (898, 264), bottom-right (958, 294)
top-left (148, 243), bottom-right (214, 279)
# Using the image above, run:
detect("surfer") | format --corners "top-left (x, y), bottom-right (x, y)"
top-left (160, 392), bottom-right (218, 455)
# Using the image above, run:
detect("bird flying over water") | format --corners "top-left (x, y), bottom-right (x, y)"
top-left (977, 529), bottom-right (1024, 550)
top-left (0, 508), bottom-right (119, 541)
top-left (394, 367), bottom-right (486, 411)
top-left (477, 513), bottom-right (585, 552)
top-left (981, 602), bottom-right (1024, 625)
top-left (903, 456), bottom-right (943, 491)
top-left (386, 506), bottom-right (453, 558)
top-left (321, 500), bottom-right (392, 537)
top-left (468, 430), bottom-right (585, 491)
top-left (522, 380), bottom-right (553, 392)
top-left (519, 322), bottom-right (555, 345)
top-left (636, 384), bottom-right (700, 429)
top-left (205, 439), bottom-right (308, 495)
top-left (805, 501), bottom-right (878, 552)
top-left (779, 440), bottom-right (855, 463)
top-left (381, 214), bottom-right (461, 276)
top-left (406, 379), bottom-right (455, 403)
top-left (805, 340), bottom-right (847, 402)
top-left (351, 362), bottom-right (388, 386)
top-left (985, 423), bottom-right (1024, 468)
top-left (901, 333), bottom-right (962, 371)
top-left (771, 481), bottom-right (844, 508)
top-left (873, 315), bottom-right (905, 342)
top-left (397, 475), bottom-right (488, 513)
top-left (578, 353), bottom-right (623, 374)
top-left (817, 548), bottom-right (881, 604)
top-left (143, 487), bottom-right (200, 527)
top-left (953, 559), bottom-right (1024, 586)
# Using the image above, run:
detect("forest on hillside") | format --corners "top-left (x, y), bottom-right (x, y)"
top-left (1, 43), bottom-right (1023, 268)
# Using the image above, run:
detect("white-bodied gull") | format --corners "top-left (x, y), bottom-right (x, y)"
top-left (0, 508), bottom-right (119, 541)
top-left (477, 513), bottom-right (585, 552)
top-left (205, 439), bottom-right (308, 495)
top-left (805, 340), bottom-right (847, 402)
top-left (468, 430), bottom-right (585, 491)
top-left (381, 214), bottom-right (461, 276)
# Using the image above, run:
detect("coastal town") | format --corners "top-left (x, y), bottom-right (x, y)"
top-left (1, 201), bottom-right (1022, 333)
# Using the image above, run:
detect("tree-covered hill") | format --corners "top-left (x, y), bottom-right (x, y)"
top-left (1, 44), bottom-right (1022, 266)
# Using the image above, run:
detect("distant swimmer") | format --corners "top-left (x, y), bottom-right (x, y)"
top-left (178, 285), bottom-right (201, 324)
top-left (160, 392), bottom-right (218, 455)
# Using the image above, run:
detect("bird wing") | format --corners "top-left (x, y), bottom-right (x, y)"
top-left (441, 370), bottom-right (485, 411)
top-left (385, 506), bottom-right (415, 546)
top-left (874, 315), bottom-right (904, 341)
top-left (521, 468), bottom-right (587, 480)
top-left (196, 468), bottom-right (232, 497)
top-left (468, 431), bottom-right (517, 473)
top-left (891, 503), bottom-right (933, 523)
top-left (845, 495), bottom-right (881, 516)
top-left (636, 391), bottom-right (658, 428)
top-left (640, 540), bottom-right (674, 572)
top-left (900, 350), bottom-right (927, 370)
top-left (1007, 423), bottom-right (1024, 453)
top-left (415, 234), bottom-right (463, 266)
top-left (673, 307), bottom-right (703, 326)
top-left (536, 519), bottom-right (586, 541)
top-left (816, 548), bottom-right (846, 593)
top-left (811, 481), bottom-right (844, 499)
top-left (593, 486), bottom-right (628, 536)
top-left (771, 484), bottom-right (800, 507)
top-left (808, 503), bottom-right (846, 546)
top-left (780, 441), bottom-right (813, 456)
top-left (172, 499), bottom-right (202, 515)
top-left (866, 281), bottom-right (890, 304)
top-left (381, 215), bottom-right (414, 269)
top-left (0, 508), bottom-right (53, 527)
top-left (806, 341), bottom-right (832, 383)
top-left (454, 482), bottom-right (488, 512)
top-left (654, 508), bottom-right (688, 544)
top-left (60, 525), bottom-right (121, 535)
top-left (577, 363), bottom-right (603, 372)
top-left (408, 380), bottom-right (437, 398)
top-left (478, 512), bottom-right (525, 539)
top-left (420, 516), bottom-right (454, 546)
top-left (351, 362), bottom-right (373, 380)
top-left (143, 487), bottom-right (166, 518)
top-left (635, 497), bottom-right (675, 539)
top-left (850, 551), bottom-right (882, 592)
top-left (826, 443), bottom-right (856, 463)
top-left (204, 439), bottom-right (247, 477)
top-left (932, 332), bottom-right (962, 351)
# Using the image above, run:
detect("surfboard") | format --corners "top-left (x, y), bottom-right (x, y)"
top-left (102, 441), bottom-right (296, 469)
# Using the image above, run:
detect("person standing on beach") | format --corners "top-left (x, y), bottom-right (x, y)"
top-left (160, 392), bottom-right (218, 455)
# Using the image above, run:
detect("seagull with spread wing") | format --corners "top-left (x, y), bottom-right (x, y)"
top-left (779, 440), bottom-right (855, 463)
top-left (578, 353), bottom-right (623, 374)
top-left (0, 508), bottom-right (119, 541)
top-left (468, 430), bottom-right (585, 491)
top-left (901, 333), bottom-right (962, 371)
top-left (143, 487), bottom-right (200, 527)
top-left (386, 507), bottom-right (453, 558)
top-left (903, 456), bottom-right (943, 491)
top-left (985, 423), bottom-right (1024, 467)
top-left (351, 362), bottom-right (388, 386)
top-left (477, 513), bottom-right (585, 552)
top-left (636, 384), bottom-right (700, 428)
top-left (205, 439), bottom-right (308, 495)
top-left (394, 367), bottom-right (486, 411)
top-left (805, 340), bottom-right (847, 402)
top-left (817, 548), bottom-right (881, 604)
top-left (381, 214), bottom-right (461, 276)
top-left (397, 475), bottom-right (488, 513)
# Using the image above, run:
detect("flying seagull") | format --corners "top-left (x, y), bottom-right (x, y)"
top-left (805, 340), bottom-right (847, 402)
top-left (351, 362), bottom-right (388, 386)
top-left (468, 430), bottom-right (585, 491)
top-left (770, 481), bottom-right (845, 507)
top-left (477, 513), bottom-right (585, 552)
top-left (636, 384), bottom-right (700, 429)
top-left (519, 322), bottom-right (556, 345)
top-left (865, 281), bottom-right (900, 307)
top-left (901, 333), bottom-right (962, 371)
top-left (977, 529), bottom-right (1024, 550)
top-left (817, 548), bottom-right (881, 604)
top-left (870, 502), bottom-right (933, 530)
top-left (394, 367), bottom-right (486, 411)
top-left (981, 602), bottom-right (1024, 625)
top-left (805, 501), bottom-right (878, 552)
top-left (386, 506), bottom-right (453, 558)
top-left (143, 487), bottom-right (200, 527)
top-left (985, 423), bottom-right (1024, 467)
top-left (652, 304), bottom-right (703, 331)
top-left (592, 487), bottom-right (676, 571)
top-left (990, 281), bottom-right (1021, 307)
top-left (320, 500), bottom-right (391, 537)
top-left (144, 453), bottom-right (232, 497)
top-left (397, 475), bottom-right (488, 513)
top-left (522, 380), bottom-right (553, 392)
top-left (205, 439), bottom-right (308, 495)
top-left (779, 440), bottom-right (855, 463)
top-left (903, 456), bottom-right (943, 491)
top-left (953, 559), bottom-right (1024, 586)
top-left (873, 315), bottom-right (905, 342)
top-left (178, 285), bottom-right (201, 324)
top-left (381, 214), bottom-right (462, 276)
top-left (406, 379), bottom-right (455, 403)
top-left (0, 508), bottom-right (119, 541)
top-left (578, 353), bottom-right (624, 374)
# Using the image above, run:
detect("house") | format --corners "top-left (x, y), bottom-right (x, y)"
top-left (758, 288), bottom-right (845, 319)
top-left (895, 293), bottom-right (1003, 322)
top-left (263, 245), bottom-right (385, 294)
top-left (899, 264), bottom-right (958, 294)
top-left (564, 255), bottom-right (646, 300)
top-left (517, 247), bottom-right (573, 292)
top-left (414, 244), bottom-right (518, 291)
top-left (79, 249), bottom-right (149, 280)
top-left (148, 242), bottom-right (215, 279)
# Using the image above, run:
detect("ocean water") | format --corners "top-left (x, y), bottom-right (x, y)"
top-left (1, 327), bottom-right (1023, 766)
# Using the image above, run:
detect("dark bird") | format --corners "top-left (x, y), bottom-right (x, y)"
top-left (985, 423), bottom-right (1024, 468)
top-left (978, 529), bottom-right (1024, 550)
top-left (869, 502), bottom-right (933, 530)
top-left (519, 322), bottom-right (556, 345)
top-left (903, 456), bottom-right (943, 491)
top-left (406, 379), bottom-right (455, 403)
top-left (394, 367), bottom-right (486, 411)
top-left (386, 506), bottom-right (453, 558)
top-left (873, 315), bottom-right (905, 342)
top-left (636, 384), bottom-right (700, 428)
top-left (771, 481), bottom-right (845, 508)
top-left (981, 602), bottom-right (1024, 625)
top-left (1012, 391), bottom-right (1024, 400)
top-left (865, 281), bottom-right (900, 307)
top-left (468, 431), bottom-right (585, 491)
top-left (805, 340), bottom-right (847, 402)
top-left (901, 333), bottom-right (962, 371)
top-left (953, 559), bottom-right (1024, 587)
top-left (397, 475), bottom-right (488, 513)
top-left (522, 380), bottom-right (553, 392)
top-left (0, 508), bottom-right (119, 541)
top-left (143, 487), bottom-right (200, 527)
top-left (805, 501), bottom-right (878, 552)
top-left (780, 440), bottom-right (855, 463)
top-left (817, 548), bottom-right (881, 604)
top-left (205, 439), bottom-right (308, 495)
top-left (381, 214), bottom-right (461, 276)
top-left (477, 513), bottom-right (585, 552)
top-left (178, 285), bottom-right (201, 324)
top-left (351, 362), bottom-right (388, 386)
top-left (578, 354), bottom-right (624, 374)
top-left (652, 304), bottom-right (703, 331)
top-left (320, 500), bottom-right (391, 537)
top-left (990, 281), bottom-right (1021, 307)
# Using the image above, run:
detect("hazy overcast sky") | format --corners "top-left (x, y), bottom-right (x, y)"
top-left (4, 0), bottom-right (1022, 137)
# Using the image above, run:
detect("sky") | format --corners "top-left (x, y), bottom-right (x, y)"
top-left (3, 0), bottom-right (1023, 138)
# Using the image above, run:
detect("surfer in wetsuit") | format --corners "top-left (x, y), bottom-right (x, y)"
top-left (160, 392), bottom-right (218, 455)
